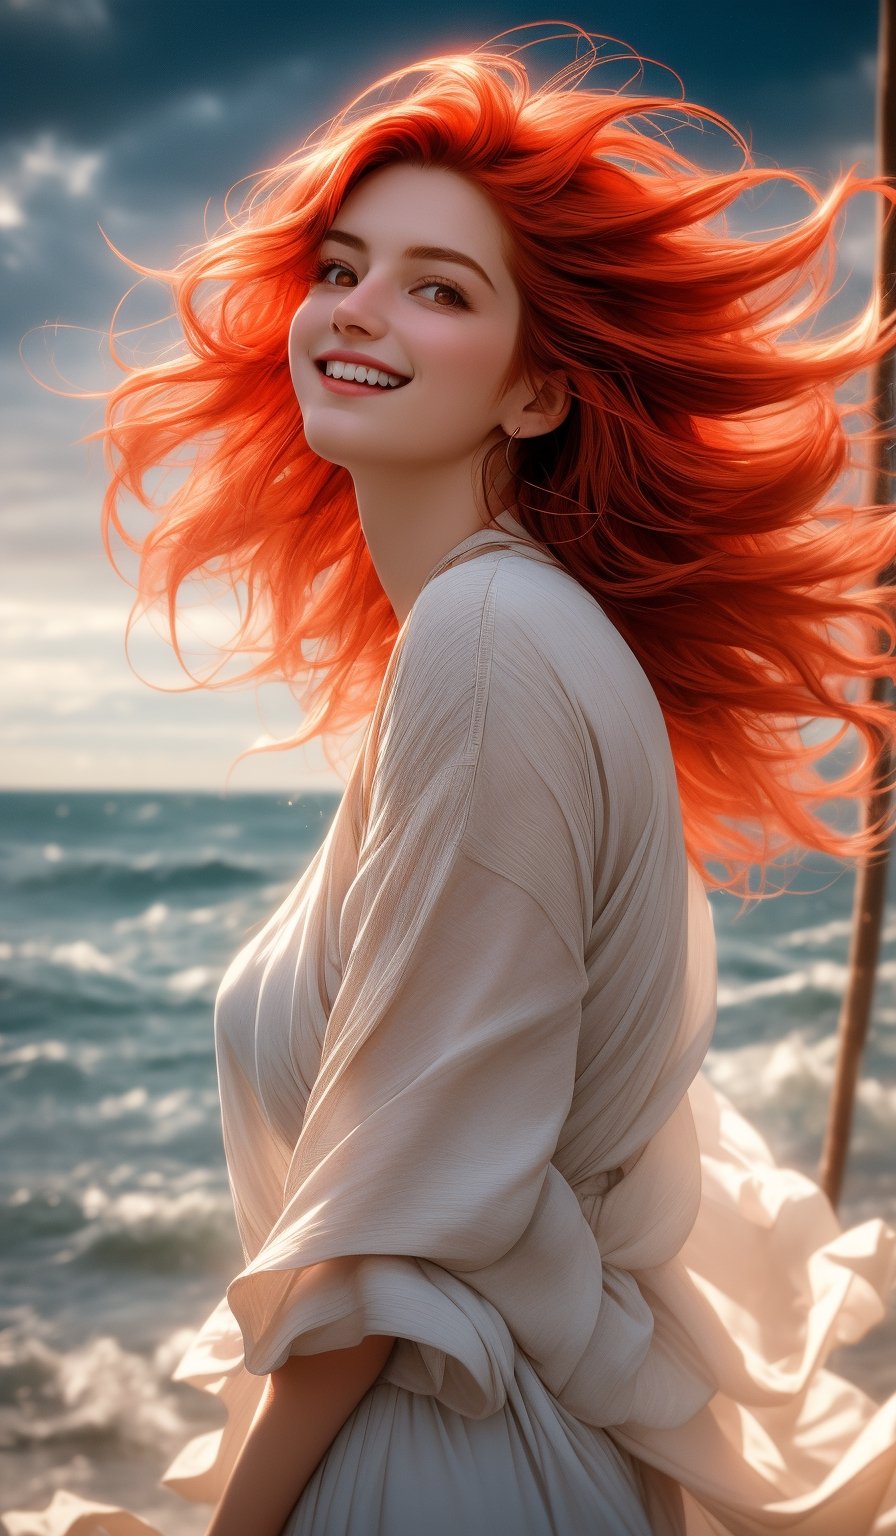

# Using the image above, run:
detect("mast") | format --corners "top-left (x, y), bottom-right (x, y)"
top-left (818, 0), bottom-right (896, 1211)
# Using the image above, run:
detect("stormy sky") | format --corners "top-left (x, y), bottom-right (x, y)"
top-left (1, 0), bottom-right (882, 791)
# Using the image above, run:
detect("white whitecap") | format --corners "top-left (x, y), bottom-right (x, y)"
top-left (706, 1029), bottom-right (837, 1094)
top-left (78, 1178), bottom-right (230, 1232)
top-left (0, 1325), bottom-right (194, 1447)
top-left (167, 964), bottom-right (213, 996)
top-left (49, 940), bottom-right (117, 975)
top-left (114, 900), bottom-right (169, 933)
top-left (717, 958), bottom-right (849, 1009)
top-left (780, 913), bottom-right (896, 951)
top-left (0, 1039), bottom-right (69, 1066)
top-left (187, 904), bottom-right (218, 925)
top-left (93, 1087), bottom-right (149, 1121)
top-left (151, 1088), bottom-right (193, 1120)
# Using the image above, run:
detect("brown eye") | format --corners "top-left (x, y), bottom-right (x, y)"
top-left (315, 259), bottom-right (356, 287)
top-left (416, 280), bottom-right (468, 309)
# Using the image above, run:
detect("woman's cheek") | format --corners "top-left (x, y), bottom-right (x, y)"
top-left (287, 310), bottom-right (321, 409)
top-left (288, 305), bottom-right (311, 361)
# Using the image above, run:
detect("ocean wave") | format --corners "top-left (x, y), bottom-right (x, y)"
top-left (0, 1039), bottom-right (102, 1072)
top-left (166, 965), bottom-right (216, 998)
top-left (706, 1028), bottom-right (896, 1133)
top-left (133, 801), bottom-right (162, 823)
top-left (0, 1311), bottom-right (212, 1454)
top-left (3, 1176), bottom-right (236, 1273)
top-left (716, 959), bottom-right (849, 1008)
top-left (715, 955), bottom-right (896, 1010)
top-left (0, 1187), bottom-right (86, 1243)
top-left (0, 975), bottom-right (148, 1031)
top-left (0, 934), bottom-right (226, 1023)
top-left (0, 935), bottom-right (137, 981)
top-left (71, 1085), bottom-right (217, 1133)
top-left (112, 894), bottom-right (271, 940)
top-left (778, 910), bottom-right (896, 952)
top-left (113, 900), bottom-right (171, 933)
top-left (0, 949), bottom-right (145, 1035)
top-left (14, 850), bottom-right (271, 900)
top-left (52, 940), bottom-right (122, 977)
top-left (62, 1184), bottom-right (236, 1272)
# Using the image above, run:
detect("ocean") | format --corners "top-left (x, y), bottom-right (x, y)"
top-left (1, 789), bottom-right (894, 1532)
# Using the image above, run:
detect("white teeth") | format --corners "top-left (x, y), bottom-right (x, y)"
top-left (322, 359), bottom-right (406, 387)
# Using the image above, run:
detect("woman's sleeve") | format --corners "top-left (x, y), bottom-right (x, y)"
top-left (224, 563), bottom-right (606, 1418)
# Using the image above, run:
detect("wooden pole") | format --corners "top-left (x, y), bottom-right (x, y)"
top-left (817, 0), bottom-right (896, 1211)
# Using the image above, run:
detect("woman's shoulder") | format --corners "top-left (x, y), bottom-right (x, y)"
top-left (406, 544), bottom-right (657, 700)
top-left (445, 550), bottom-right (662, 716)
top-left (392, 544), bottom-right (671, 775)
top-left (376, 544), bottom-right (682, 903)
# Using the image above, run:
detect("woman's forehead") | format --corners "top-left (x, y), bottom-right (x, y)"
top-left (337, 164), bottom-right (493, 234)
top-left (331, 163), bottom-right (514, 289)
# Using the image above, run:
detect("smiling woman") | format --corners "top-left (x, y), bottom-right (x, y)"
top-left (8, 20), bottom-right (896, 1536)
top-left (287, 161), bottom-right (568, 624)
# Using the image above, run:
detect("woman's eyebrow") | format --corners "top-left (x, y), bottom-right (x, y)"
top-left (323, 227), bottom-right (496, 292)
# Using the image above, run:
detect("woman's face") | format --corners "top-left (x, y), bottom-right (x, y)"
top-left (288, 162), bottom-right (524, 476)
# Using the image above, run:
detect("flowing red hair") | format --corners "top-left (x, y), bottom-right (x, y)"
top-left (86, 27), bottom-right (896, 896)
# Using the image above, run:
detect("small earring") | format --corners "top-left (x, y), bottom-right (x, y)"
top-left (503, 425), bottom-right (520, 476)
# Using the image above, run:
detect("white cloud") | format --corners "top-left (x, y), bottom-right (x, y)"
top-left (0, 594), bottom-right (348, 790)
top-left (0, 130), bottom-right (105, 280)
top-left (186, 92), bottom-right (224, 123)
top-left (839, 220), bottom-right (879, 281)
top-left (0, 599), bottom-right (123, 642)
top-left (22, 134), bottom-right (103, 196)
top-left (0, 188), bottom-right (23, 228)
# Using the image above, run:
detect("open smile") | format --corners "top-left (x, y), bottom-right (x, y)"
top-left (313, 353), bottom-right (411, 396)
top-left (316, 367), bottom-right (410, 398)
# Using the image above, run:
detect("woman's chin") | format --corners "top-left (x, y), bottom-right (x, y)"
top-left (300, 423), bottom-right (422, 475)
top-left (299, 420), bottom-right (366, 470)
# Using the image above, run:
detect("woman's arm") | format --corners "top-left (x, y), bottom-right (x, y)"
top-left (205, 1295), bottom-right (396, 1536)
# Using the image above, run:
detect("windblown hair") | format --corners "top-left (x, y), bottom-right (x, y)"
top-left (91, 27), bottom-right (896, 896)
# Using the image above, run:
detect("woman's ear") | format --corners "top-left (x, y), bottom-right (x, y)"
top-left (502, 372), bottom-right (572, 440)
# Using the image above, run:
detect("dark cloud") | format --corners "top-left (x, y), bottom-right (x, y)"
top-left (2, 6), bottom-right (878, 346)
top-left (0, 0), bottom-right (879, 145)
top-left (0, 0), bottom-right (452, 142)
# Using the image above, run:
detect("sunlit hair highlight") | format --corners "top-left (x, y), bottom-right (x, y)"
top-left (85, 26), bottom-right (896, 896)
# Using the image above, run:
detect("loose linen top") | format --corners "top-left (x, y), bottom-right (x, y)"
top-left (214, 512), bottom-right (720, 1428)
top-left (5, 509), bottom-right (896, 1536)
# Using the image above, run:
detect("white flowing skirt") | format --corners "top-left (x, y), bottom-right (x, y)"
top-left (284, 1349), bottom-right (655, 1536)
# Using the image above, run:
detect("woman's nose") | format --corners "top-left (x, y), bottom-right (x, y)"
top-left (330, 279), bottom-right (387, 338)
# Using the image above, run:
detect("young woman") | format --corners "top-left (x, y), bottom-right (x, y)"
top-left (8, 27), bottom-right (896, 1536)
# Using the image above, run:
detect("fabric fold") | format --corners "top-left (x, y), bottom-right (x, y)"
top-left (613, 1073), bottom-right (896, 1534)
